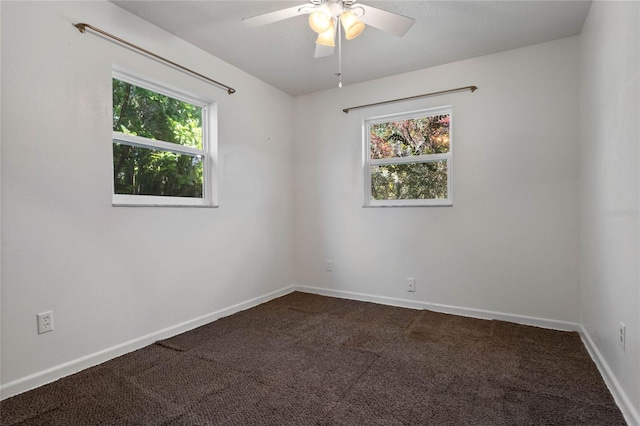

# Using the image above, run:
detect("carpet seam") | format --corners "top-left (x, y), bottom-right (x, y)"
top-left (319, 323), bottom-right (410, 424)
top-left (317, 350), bottom-right (383, 424)
top-left (8, 405), bottom-right (60, 426)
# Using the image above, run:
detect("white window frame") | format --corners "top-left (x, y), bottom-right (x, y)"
top-left (363, 106), bottom-right (453, 207)
top-left (112, 69), bottom-right (217, 207)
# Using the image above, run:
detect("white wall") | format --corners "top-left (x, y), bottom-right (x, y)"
top-left (293, 37), bottom-right (580, 323)
top-left (1, 1), bottom-right (294, 395)
top-left (579, 1), bottom-right (640, 422)
top-left (2, 1), bottom-right (637, 420)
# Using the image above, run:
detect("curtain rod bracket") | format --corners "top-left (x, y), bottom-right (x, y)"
top-left (342, 85), bottom-right (477, 113)
top-left (74, 23), bottom-right (236, 95)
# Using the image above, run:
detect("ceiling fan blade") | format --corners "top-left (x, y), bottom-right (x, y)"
top-left (242, 4), bottom-right (308, 27)
top-left (357, 4), bottom-right (415, 37)
top-left (314, 43), bottom-right (335, 58)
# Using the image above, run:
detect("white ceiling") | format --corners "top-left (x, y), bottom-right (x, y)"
top-left (111, 1), bottom-right (592, 96)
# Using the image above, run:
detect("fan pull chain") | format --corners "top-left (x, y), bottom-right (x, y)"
top-left (336, 18), bottom-right (343, 88)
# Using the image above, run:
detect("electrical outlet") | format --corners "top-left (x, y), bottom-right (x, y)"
top-left (407, 277), bottom-right (416, 292)
top-left (619, 322), bottom-right (626, 350)
top-left (326, 260), bottom-right (333, 272)
top-left (37, 311), bottom-right (54, 334)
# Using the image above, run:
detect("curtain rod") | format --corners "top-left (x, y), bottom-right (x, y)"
top-left (342, 85), bottom-right (477, 114)
top-left (74, 23), bottom-right (236, 95)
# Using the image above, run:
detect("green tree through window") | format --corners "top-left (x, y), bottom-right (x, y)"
top-left (112, 78), bottom-right (205, 199)
top-left (365, 108), bottom-right (452, 206)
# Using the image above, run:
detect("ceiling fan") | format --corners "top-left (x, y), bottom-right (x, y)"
top-left (241, 0), bottom-right (416, 59)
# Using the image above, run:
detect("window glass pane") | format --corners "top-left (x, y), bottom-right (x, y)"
top-left (113, 142), bottom-right (203, 198)
top-left (113, 79), bottom-right (202, 149)
top-left (370, 114), bottom-right (450, 159)
top-left (371, 161), bottom-right (448, 200)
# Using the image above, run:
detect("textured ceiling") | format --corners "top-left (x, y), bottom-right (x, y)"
top-left (111, 1), bottom-right (591, 96)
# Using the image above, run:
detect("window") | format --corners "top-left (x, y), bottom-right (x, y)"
top-left (364, 106), bottom-right (452, 207)
top-left (112, 70), bottom-right (216, 206)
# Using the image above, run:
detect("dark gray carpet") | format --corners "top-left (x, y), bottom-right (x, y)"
top-left (1, 292), bottom-right (626, 425)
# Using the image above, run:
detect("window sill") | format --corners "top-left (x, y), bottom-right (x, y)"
top-left (113, 203), bottom-right (218, 208)
top-left (364, 200), bottom-right (452, 208)
top-left (112, 194), bottom-right (217, 208)
top-left (363, 204), bottom-right (453, 208)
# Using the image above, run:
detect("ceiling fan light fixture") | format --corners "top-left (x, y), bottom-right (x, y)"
top-left (315, 19), bottom-right (336, 47)
top-left (309, 5), bottom-right (332, 33)
top-left (340, 10), bottom-right (365, 40)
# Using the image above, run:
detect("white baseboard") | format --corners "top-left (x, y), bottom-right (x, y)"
top-left (293, 285), bottom-right (580, 331)
top-left (0, 285), bottom-right (296, 401)
top-left (5, 284), bottom-right (637, 426)
top-left (580, 325), bottom-right (640, 426)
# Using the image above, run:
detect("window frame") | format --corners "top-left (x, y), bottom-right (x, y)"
top-left (111, 69), bottom-right (217, 207)
top-left (363, 106), bottom-right (453, 207)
